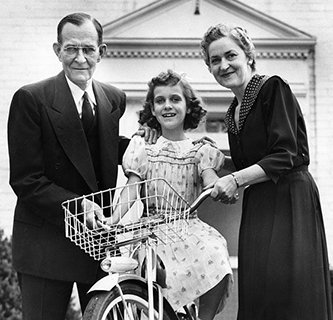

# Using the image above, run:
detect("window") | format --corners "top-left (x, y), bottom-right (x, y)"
top-left (192, 112), bottom-right (227, 133)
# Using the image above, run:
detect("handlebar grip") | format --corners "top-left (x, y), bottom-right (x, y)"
top-left (189, 188), bottom-right (213, 213)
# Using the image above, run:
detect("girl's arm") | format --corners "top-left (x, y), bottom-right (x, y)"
top-left (109, 174), bottom-right (142, 225)
top-left (201, 168), bottom-right (220, 188)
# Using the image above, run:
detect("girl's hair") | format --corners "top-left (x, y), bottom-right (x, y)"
top-left (200, 23), bottom-right (256, 71)
top-left (139, 70), bottom-right (207, 131)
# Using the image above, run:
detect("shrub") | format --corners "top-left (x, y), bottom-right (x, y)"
top-left (0, 229), bottom-right (22, 320)
top-left (0, 229), bottom-right (81, 320)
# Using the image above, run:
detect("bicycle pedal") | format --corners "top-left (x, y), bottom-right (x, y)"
top-left (176, 312), bottom-right (189, 320)
top-left (177, 302), bottom-right (197, 320)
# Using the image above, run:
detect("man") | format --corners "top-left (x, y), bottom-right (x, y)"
top-left (7, 12), bottom-right (130, 319)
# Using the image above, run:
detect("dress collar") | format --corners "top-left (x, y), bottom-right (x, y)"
top-left (225, 74), bottom-right (268, 135)
top-left (153, 136), bottom-right (195, 155)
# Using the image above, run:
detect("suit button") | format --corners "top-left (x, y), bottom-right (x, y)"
top-left (54, 163), bottom-right (60, 170)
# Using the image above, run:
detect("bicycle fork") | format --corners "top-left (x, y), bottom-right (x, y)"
top-left (145, 244), bottom-right (164, 320)
top-left (112, 245), bottom-right (164, 320)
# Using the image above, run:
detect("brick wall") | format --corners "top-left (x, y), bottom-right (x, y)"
top-left (2, 0), bottom-right (333, 263)
top-left (0, 0), bottom-right (153, 235)
top-left (243, 0), bottom-right (333, 264)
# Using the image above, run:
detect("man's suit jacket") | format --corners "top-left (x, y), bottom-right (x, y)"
top-left (8, 71), bottom-right (129, 283)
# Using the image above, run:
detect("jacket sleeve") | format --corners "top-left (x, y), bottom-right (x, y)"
top-left (8, 87), bottom-right (78, 227)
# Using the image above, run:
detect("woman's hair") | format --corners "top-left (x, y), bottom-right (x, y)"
top-left (139, 70), bottom-right (207, 131)
top-left (201, 23), bottom-right (256, 71)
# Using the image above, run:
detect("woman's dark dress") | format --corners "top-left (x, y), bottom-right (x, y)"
top-left (226, 75), bottom-right (332, 320)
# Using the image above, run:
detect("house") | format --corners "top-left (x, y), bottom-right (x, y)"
top-left (1, 0), bottom-right (333, 318)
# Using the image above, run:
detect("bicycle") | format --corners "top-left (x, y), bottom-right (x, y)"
top-left (62, 178), bottom-right (211, 320)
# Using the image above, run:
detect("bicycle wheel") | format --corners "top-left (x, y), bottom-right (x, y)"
top-left (83, 281), bottom-right (177, 320)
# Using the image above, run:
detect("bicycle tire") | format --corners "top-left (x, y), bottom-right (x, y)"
top-left (83, 281), bottom-right (177, 320)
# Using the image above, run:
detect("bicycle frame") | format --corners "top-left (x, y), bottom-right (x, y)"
top-left (62, 178), bottom-right (211, 320)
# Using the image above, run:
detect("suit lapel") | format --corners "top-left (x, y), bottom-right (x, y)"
top-left (46, 72), bottom-right (98, 192)
top-left (93, 80), bottom-right (121, 189)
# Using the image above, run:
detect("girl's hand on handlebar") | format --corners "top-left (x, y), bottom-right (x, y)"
top-left (81, 198), bottom-right (108, 229)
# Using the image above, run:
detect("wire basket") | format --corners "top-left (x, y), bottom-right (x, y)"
top-left (62, 178), bottom-right (190, 260)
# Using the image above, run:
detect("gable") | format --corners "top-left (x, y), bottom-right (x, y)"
top-left (103, 0), bottom-right (315, 46)
top-left (97, 0), bottom-right (315, 141)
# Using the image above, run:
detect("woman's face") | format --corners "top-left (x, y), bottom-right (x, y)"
top-left (151, 84), bottom-right (188, 138)
top-left (208, 36), bottom-right (253, 96)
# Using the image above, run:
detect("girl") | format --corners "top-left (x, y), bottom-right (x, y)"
top-left (111, 70), bottom-right (233, 320)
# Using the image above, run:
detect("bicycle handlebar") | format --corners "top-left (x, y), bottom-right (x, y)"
top-left (189, 188), bottom-right (212, 213)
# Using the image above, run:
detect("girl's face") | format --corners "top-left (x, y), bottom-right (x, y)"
top-left (208, 36), bottom-right (253, 97)
top-left (152, 84), bottom-right (188, 139)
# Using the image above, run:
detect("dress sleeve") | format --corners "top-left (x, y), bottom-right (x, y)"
top-left (195, 143), bottom-right (225, 176)
top-left (256, 76), bottom-right (309, 183)
top-left (122, 136), bottom-right (148, 179)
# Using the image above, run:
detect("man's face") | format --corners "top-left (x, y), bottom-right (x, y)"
top-left (53, 20), bottom-right (106, 90)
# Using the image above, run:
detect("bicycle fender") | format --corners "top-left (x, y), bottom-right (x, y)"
top-left (87, 273), bottom-right (146, 294)
top-left (87, 273), bottom-right (119, 294)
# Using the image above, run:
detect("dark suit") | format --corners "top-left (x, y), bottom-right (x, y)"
top-left (8, 71), bottom-right (129, 315)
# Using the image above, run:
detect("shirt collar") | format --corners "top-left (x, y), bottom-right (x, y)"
top-left (65, 76), bottom-right (97, 106)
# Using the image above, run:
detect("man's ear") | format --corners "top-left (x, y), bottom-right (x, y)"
top-left (97, 44), bottom-right (107, 61)
top-left (53, 43), bottom-right (62, 61)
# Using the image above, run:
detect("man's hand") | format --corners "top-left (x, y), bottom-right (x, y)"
top-left (134, 125), bottom-right (160, 145)
top-left (81, 198), bottom-right (109, 229)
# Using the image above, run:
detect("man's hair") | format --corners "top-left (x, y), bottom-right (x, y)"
top-left (57, 12), bottom-right (103, 45)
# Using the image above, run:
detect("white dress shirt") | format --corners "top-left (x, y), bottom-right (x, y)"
top-left (65, 76), bottom-right (96, 117)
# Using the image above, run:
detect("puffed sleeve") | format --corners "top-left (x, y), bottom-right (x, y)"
top-left (122, 136), bottom-right (148, 179)
top-left (195, 143), bottom-right (225, 176)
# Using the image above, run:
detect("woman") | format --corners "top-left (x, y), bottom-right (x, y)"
top-left (201, 23), bottom-right (332, 320)
top-left (110, 70), bottom-right (233, 320)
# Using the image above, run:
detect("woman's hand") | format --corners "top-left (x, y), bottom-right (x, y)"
top-left (207, 174), bottom-right (239, 204)
top-left (193, 136), bottom-right (217, 147)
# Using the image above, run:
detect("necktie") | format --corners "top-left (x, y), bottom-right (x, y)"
top-left (81, 92), bottom-right (94, 134)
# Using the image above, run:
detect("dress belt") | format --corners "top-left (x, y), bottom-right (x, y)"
top-left (285, 165), bottom-right (308, 175)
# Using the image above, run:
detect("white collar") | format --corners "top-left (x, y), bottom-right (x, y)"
top-left (65, 76), bottom-right (97, 106)
top-left (156, 136), bottom-right (193, 148)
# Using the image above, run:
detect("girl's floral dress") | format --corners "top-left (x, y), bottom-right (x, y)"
top-left (122, 136), bottom-right (233, 311)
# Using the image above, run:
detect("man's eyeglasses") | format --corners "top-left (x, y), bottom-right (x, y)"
top-left (63, 46), bottom-right (98, 57)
